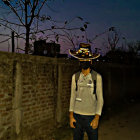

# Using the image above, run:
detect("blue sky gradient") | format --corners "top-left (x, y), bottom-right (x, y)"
top-left (0, 0), bottom-right (140, 55)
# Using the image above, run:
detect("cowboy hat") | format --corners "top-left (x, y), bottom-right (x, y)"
top-left (69, 43), bottom-right (100, 60)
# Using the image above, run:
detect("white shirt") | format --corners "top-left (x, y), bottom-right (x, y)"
top-left (69, 71), bottom-right (104, 115)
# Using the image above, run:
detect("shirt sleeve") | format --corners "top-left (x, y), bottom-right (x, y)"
top-left (69, 74), bottom-right (76, 112)
top-left (95, 74), bottom-right (104, 116)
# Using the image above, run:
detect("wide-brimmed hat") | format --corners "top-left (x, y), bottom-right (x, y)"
top-left (69, 43), bottom-right (100, 60)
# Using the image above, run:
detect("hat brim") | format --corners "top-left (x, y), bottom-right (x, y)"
top-left (69, 49), bottom-right (100, 60)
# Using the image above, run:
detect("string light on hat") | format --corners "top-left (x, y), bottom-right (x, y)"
top-left (69, 43), bottom-right (100, 60)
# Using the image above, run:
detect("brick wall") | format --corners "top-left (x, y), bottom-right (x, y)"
top-left (0, 52), bottom-right (65, 140)
top-left (0, 52), bottom-right (78, 140)
top-left (61, 65), bottom-right (77, 125)
top-left (0, 55), bottom-right (13, 140)
top-left (0, 51), bottom-right (140, 140)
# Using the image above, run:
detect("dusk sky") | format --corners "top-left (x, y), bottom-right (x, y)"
top-left (0, 0), bottom-right (140, 55)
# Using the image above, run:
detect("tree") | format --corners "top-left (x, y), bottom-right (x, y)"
top-left (127, 40), bottom-right (140, 53)
top-left (56, 18), bottom-right (90, 52)
top-left (107, 27), bottom-right (120, 51)
top-left (101, 27), bottom-right (127, 54)
top-left (0, 0), bottom-right (85, 54)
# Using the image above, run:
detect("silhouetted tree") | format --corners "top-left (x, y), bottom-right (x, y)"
top-left (107, 27), bottom-right (120, 51)
top-left (0, 0), bottom-right (86, 54)
top-left (127, 40), bottom-right (140, 53)
top-left (44, 17), bottom-right (90, 52)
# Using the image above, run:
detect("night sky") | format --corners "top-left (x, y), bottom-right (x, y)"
top-left (0, 0), bottom-right (140, 55)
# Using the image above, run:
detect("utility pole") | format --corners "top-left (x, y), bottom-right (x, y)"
top-left (12, 31), bottom-right (15, 53)
top-left (25, 0), bottom-right (29, 54)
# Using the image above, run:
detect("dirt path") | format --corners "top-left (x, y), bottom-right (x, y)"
top-left (57, 99), bottom-right (140, 140)
top-left (97, 101), bottom-right (140, 140)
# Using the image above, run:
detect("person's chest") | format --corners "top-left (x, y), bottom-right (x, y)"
top-left (77, 73), bottom-right (94, 89)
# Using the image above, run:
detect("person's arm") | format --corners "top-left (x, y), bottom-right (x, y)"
top-left (69, 74), bottom-right (76, 113)
top-left (69, 74), bottom-right (76, 128)
top-left (95, 74), bottom-right (104, 116)
top-left (90, 74), bottom-right (104, 129)
top-left (94, 114), bottom-right (100, 120)
top-left (69, 111), bottom-right (76, 128)
top-left (69, 112), bottom-right (74, 118)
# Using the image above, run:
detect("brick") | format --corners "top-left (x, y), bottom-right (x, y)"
top-left (4, 97), bottom-right (12, 102)
top-left (6, 107), bottom-right (12, 111)
top-left (1, 112), bottom-right (8, 116)
top-left (0, 94), bottom-right (4, 98)
top-left (22, 99), bottom-right (29, 103)
top-left (23, 90), bottom-right (30, 94)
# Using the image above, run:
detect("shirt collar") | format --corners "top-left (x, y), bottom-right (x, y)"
top-left (80, 71), bottom-right (91, 78)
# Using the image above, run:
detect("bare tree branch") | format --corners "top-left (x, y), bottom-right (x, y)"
top-left (2, 0), bottom-right (25, 26)
top-left (36, 0), bottom-right (47, 18)
top-left (0, 18), bottom-right (24, 27)
top-left (28, 0), bottom-right (39, 26)
top-left (0, 38), bottom-right (11, 44)
top-left (1, 0), bottom-right (86, 53)
top-left (0, 22), bottom-right (18, 34)
top-left (0, 33), bottom-right (10, 37)
top-left (46, 3), bottom-right (59, 13)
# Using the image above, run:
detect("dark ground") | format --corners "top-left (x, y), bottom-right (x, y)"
top-left (55, 96), bottom-right (140, 140)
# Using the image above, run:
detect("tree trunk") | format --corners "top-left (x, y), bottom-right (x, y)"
top-left (25, 26), bottom-right (30, 54)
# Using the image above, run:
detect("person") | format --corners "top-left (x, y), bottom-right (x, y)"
top-left (69, 43), bottom-right (104, 140)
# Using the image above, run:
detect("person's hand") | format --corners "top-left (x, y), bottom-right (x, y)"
top-left (90, 118), bottom-right (99, 129)
top-left (70, 117), bottom-right (76, 128)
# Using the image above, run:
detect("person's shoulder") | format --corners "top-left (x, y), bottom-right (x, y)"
top-left (91, 69), bottom-right (99, 74)
top-left (91, 69), bottom-right (102, 77)
top-left (73, 70), bottom-right (81, 76)
top-left (72, 73), bottom-right (75, 78)
top-left (72, 72), bottom-right (77, 79)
